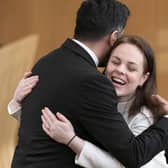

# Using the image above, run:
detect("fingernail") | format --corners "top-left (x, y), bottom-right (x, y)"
top-left (45, 107), bottom-right (49, 110)
top-left (57, 112), bottom-right (62, 116)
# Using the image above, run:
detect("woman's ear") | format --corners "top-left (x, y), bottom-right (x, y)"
top-left (140, 72), bottom-right (150, 86)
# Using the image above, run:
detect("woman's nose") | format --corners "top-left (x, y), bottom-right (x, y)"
top-left (117, 65), bottom-right (126, 75)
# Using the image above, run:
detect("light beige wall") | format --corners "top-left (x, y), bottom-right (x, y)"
top-left (0, 35), bottom-right (39, 167)
top-left (0, 1), bottom-right (168, 167)
top-left (120, 0), bottom-right (168, 98)
top-left (0, 0), bottom-right (82, 61)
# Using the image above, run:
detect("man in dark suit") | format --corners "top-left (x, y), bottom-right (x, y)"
top-left (12, 0), bottom-right (168, 168)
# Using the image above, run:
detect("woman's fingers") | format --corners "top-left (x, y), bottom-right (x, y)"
top-left (41, 107), bottom-right (58, 128)
top-left (41, 108), bottom-right (76, 144)
top-left (13, 74), bottom-right (39, 103)
top-left (41, 115), bottom-right (50, 130)
top-left (152, 94), bottom-right (168, 105)
top-left (24, 76), bottom-right (39, 86)
top-left (23, 72), bottom-right (32, 79)
top-left (41, 109), bottom-right (53, 129)
top-left (152, 94), bottom-right (168, 115)
top-left (21, 88), bottom-right (33, 95)
top-left (56, 112), bottom-right (71, 124)
top-left (42, 122), bottom-right (51, 137)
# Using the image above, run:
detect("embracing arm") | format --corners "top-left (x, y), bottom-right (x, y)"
top-left (8, 72), bottom-right (39, 120)
top-left (8, 99), bottom-right (22, 120)
top-left (41, 103), bottom-right (167, 168)
top-left (129, 108), bottom-right (168, 168)
top-left (77, 75), bottom-right (168, 167)
top-left (70, 75), bottom-right (168, 167)
top-left (75, 107), bottom-right (157, 168)
top-left (41, 108), bottom-right (124, 168)
top-left (75, 109), bottom-right (154, 168)
top-left (152, 94), bottom-right (168, 164)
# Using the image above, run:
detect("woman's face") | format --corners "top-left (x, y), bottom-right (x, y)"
top-left (105, 43), bottom-right (149, 101)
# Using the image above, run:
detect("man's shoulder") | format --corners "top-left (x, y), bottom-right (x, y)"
top-left (34, 48), bottom-right (62, 64)
top-left (31, 46), bottom-right (67, 74)
top-left (82, 71), bottom-right (113, 86)
top-left (78, 71), bottom-right (116, 97)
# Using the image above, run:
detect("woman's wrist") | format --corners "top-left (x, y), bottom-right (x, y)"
top-left (12, 97), bottom-right (22, 106)
top-left (10, 98), bottom-right (21, 109)
top-left (68, 136), bottom-right (85, 155)
top-left (67, 135), bottom-right (76, 146)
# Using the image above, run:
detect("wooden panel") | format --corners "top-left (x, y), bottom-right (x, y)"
top-left (0, 1), bottom-right (168, 167)
top-left (0, 34), bottom-right (39, 168)
top-left (0, 0), bottom-right (167, 59)
top-left (120, 0), bottom-right (157, 43)
top-left (157, 73), bottom-right (168, 99)
top-left (156, 51), bottom-right (168, 99)
top-left (0, 0), bottom-right (82, 61)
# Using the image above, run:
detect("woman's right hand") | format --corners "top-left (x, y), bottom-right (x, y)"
top-left (13, 72), bottom-right (39, 104)
top-left (152, 94), bottom-right (168, 115)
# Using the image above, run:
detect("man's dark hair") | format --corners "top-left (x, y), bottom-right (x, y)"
top-left (74, 0), bottom-right (130, 41)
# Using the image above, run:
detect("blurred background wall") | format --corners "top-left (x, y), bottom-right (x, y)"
top-left (0, 0), bottom-right (168, 167)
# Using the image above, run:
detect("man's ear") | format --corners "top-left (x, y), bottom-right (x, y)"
top-left (109, 30), bottom-right (119, 46)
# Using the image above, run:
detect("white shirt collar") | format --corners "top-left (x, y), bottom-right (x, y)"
top-left (72, 39), bottom-right (99, 66)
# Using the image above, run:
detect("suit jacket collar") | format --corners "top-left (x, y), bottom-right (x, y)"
top-left (62, 38), bottom-right (97, 67)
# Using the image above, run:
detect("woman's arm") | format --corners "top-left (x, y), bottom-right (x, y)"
top-left (152, 94), bottom-right (168, 116)
top-left (8, 99), bottom-right (22, 120)
top-left (41, 108), bottom-right (124, 168)
top-left (41, 97), bottom-right (168, 168)
top-left (129, 107), bottom-right (154, 136)
top-left (8, 72), bottom-right (39, 120)
top-left (129, 108), bottom-right (168, 168)
top-left (41, 109), bottom-right (84, 155)
top-left (75, 141), bottom-right (123, 168)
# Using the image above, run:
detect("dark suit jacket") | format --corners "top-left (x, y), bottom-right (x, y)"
top-left (12, 39), bottom-right (168, 168)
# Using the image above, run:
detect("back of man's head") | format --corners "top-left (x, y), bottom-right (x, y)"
top-left (74, 0), bottom-right (130, 42)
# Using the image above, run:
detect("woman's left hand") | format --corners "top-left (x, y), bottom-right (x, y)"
top-left (41, 107), bottom-right (75, 145)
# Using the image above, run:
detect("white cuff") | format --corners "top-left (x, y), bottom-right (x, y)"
top-left (8, 99), bottom-right (21, 121)
top-left (75, 141), bottom-right (122, 168)
top-left (163, 115), bottom-right (168, 118)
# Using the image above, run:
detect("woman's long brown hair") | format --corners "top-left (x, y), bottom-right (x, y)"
top-left (109, 35), bottom-right (159, 120)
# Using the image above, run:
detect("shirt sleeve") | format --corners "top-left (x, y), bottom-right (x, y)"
top-left (8, 99), bottom-right (21, 121)
top-left (75, 141), bottom-right (124, 168)
top-left (75, 108), bottom-right (168, 168)
top-left (129, 109), bottom-right (168, 167)
top-left (129, 109), bottom-right (153, 136)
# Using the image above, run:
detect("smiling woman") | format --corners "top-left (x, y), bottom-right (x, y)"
top-left (104, 35), bottom-right (156, 118)
top-left (105, 42), bottom-right (149, 102)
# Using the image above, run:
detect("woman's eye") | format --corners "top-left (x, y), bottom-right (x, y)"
top-left (111, 60), bottom-right (120, 65)
top-left (128, 66), bottom-right (137, 72)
